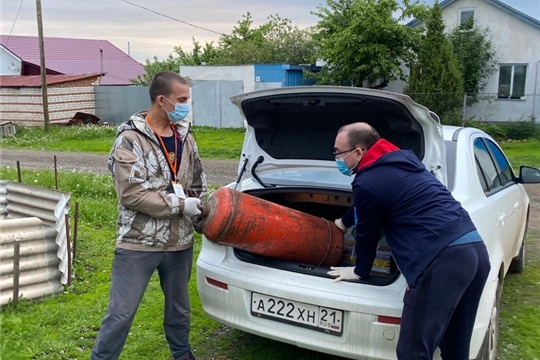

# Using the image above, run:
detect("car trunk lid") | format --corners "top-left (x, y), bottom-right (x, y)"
top-left (230, 86), bottom-right (446, 190)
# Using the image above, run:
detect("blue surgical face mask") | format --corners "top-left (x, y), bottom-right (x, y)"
top-left (336, 158), bottom-right (353, 176)
top-left (162, 97), bottom-right (190, 122)
top-left (335, 150), bottom-right (359, 176)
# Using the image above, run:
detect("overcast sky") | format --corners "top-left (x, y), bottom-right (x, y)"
top-left (1, 0), bottom-right (539, 63)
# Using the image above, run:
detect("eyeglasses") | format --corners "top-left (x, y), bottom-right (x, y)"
top-left (333, 148), bottom-right (356, 158)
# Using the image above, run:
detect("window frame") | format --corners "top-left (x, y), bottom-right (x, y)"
top-left (458, 7), bottom-right (476, 27)
top-left (497, 64), bottom-right (527, 100)
top-left (474, 138), bottom-right (501, 195)
top-left (473, 137), bottom-right (515, 197)
top-left (483, 138), bottom-right (515, 187)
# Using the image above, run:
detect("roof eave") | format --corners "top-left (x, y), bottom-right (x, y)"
top-left (405, 0), bottom-right (540, 31)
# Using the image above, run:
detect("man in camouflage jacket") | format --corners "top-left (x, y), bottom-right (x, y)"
top-left (92, 71), bottom-right (206, 360)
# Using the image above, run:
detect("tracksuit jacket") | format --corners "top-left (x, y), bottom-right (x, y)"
top-left (108, 111), bottom-right (207, 251)
top-left (341, 139), bottom-right (476, 285)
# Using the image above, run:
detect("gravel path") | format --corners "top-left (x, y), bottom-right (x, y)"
top-left (0, 148), bottom-right (239, 187)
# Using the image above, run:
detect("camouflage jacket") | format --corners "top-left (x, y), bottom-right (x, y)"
top-left (108, 111), bottom-right (207, 251)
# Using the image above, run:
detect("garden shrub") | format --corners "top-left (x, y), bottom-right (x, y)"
top-left (503, 120), bottom-right (538, 140)
top-left (464, 120), bottom-right (507, 141)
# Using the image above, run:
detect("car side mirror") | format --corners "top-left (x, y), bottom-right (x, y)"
top-left (519, 166), bottom-right (540, 183)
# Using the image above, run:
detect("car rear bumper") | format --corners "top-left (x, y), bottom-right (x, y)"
top-left (196, 248), bottom-right (408, 360)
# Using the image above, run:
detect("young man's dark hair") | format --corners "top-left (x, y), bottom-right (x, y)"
top-left (149, 71), bottom-right (188, 103)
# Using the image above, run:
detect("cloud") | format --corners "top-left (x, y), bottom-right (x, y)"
top-left (1, 0), bottom-right (321, 61)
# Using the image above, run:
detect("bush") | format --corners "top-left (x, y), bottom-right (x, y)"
top-left (504, 120), bottom-right (538, 141)
top-left (464, 120), bottom-right (507, 141)
top-left (465, 119), bottom-right (539, 141)
top-left (440, 109), bottom-right (462, 126)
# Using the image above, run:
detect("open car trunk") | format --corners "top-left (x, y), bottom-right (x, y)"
top-left (233, 187), bottom-right (401, 286)
top-left (224, 86), bottom-right (446, 287)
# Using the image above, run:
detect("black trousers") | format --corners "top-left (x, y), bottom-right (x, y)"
top-left (396, 242), bottom-right (490, 360)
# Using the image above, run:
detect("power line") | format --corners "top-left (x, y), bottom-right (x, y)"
top-left (119, 0), bottom-right (225, 36)
top-left (8, 0), bottom-right (25, 37)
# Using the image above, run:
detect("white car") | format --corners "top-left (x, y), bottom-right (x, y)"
top-left (196, 86), bottom-right (539, 360)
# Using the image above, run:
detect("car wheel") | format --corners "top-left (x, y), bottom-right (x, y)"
top-left (509, 240), bottom-right (525, 274)
top-left (510, 213), bottom-right (529, 274)
top-left (475, 280), bottom-right (501, 360)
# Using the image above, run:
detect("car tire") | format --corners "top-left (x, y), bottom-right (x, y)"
top-left (475, 279), bottom-right (501, 360)
top-left (509, 240), bottom-right (525, 274)
top-left (509, 213), bottom-right (528, 274)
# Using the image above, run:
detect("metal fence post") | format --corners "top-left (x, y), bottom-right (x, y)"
top-left (73, 202), bottom-right (79, 260)
top-left (13, 241), bottom-right (20, 307)
top-left (16, 161), bottom-right (21, 183)
top-left (54, 155), bottom-right (58, 190)
top-left (462, 93), bottom-right (467, 127)
top-left (65, 214), bottom-right (72, 287)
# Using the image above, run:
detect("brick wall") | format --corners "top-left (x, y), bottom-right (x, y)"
top-left (0, 78), bottom-right (98, 126)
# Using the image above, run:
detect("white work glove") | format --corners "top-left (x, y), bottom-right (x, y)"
top-left (183, 197), bottom-right (201, 217)
top-left (334, 218), bottom-right (347, 233)
top-left (327, 266), bottom-right (360, 282)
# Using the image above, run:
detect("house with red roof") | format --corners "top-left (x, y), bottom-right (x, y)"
top-left (0, 35), bottom-right (145, 86)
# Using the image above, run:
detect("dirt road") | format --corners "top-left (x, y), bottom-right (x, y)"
top-left (0, 148), bottom-right (239, 187)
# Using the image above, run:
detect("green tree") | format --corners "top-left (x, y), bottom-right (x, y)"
top-left (311, 0), bottom-right (428, 87)
top-left (405, 2), bottom-right (463, 124)
top-left (449, 19), bottom-right (498, 106)
top-left (131, 12), bottom-right (317, 85)
top-left (217, 13), bottom-right (316, 65)
top-left (131, 39), bottom-right (219, 85)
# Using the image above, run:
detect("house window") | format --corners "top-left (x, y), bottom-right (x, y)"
top-left (498, 64), bottom-right (527, 99)
top-left (459, 8), bottom-right (476, 27)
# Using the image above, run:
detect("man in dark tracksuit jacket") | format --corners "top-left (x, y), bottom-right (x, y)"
top-left (328, 122), bottom-right (490, 359)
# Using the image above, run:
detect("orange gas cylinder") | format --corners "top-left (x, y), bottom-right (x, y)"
top-left (200, 187), bottom-right (344, 267)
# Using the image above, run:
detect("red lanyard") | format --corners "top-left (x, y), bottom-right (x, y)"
top-left (146, 116), bottom-right (178, 181)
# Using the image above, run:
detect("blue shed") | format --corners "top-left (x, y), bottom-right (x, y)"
top-left (254, 64), bottom-right (321, 90)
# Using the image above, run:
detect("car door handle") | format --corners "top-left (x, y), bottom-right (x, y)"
top-left (514, 201), bottom-right (520, 209)
top-left (499, 213), bottom-right (506, 223)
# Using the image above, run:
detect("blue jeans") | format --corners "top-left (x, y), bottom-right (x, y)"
top-left (91, 247), bottom-right (193, 360)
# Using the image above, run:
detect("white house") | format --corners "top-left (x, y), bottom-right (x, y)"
top-left (386, 0), bottom-right (540, 122)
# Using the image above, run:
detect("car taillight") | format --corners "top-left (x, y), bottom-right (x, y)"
top-left (206, 277), bottom-right (228, 290)
top-left (378, 316), bottom-right (401, 325)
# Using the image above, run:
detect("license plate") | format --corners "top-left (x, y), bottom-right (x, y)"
top-left (251, 292), bottom-right (344, 336)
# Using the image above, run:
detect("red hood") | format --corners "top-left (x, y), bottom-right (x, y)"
top-left (358, 139), bottom-right (400, 171)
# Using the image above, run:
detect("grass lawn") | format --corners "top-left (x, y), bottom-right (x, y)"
top-left (0, 125), bottom-right (245, 159)
top-left (500, 141), bottom-right (540, 169)
top-left (1, 126), bottom-right (539, 359)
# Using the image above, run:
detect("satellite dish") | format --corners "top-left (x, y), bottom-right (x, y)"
top-left (7, 60), bottom-right (21, 72)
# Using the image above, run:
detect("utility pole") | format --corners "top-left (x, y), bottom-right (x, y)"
top-left (36, 0), bottom-right (50, 132)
